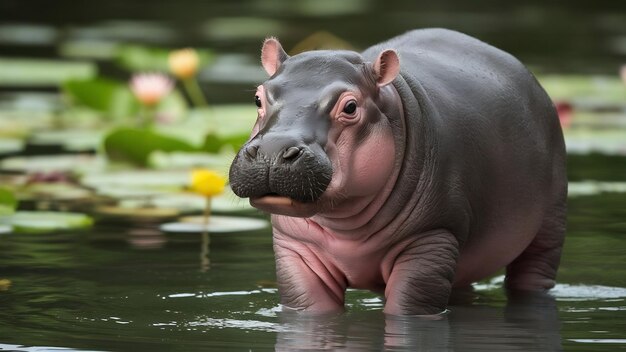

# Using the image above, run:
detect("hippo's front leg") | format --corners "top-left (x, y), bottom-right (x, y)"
top-left (273, 232), bottom-right (347, 313)
top-left (384, 230), bottom-right (459, 315)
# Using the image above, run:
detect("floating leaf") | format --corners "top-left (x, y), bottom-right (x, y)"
top-left (94, 206), bottom-right (180, 223)
top-left (161, 215), bottom-right (268, 234)
top-left (103, 127), bottom-right (197, 166)
top-left (62, 78), bottom-right (139, 120)
top-left (0, 187), bottom-right (17, 216)
top-left (9, 211), bottom-right (93, 234)
top-left (0, 58), bottom-right (97, 87)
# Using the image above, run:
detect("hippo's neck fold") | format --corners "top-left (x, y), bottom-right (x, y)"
top-left (310, 82), bottom-right (417, 238)
top-left (318, 73), bottom-right (442, 241)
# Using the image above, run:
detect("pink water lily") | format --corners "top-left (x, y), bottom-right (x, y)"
top-left (129, 73), bottom-right (174, 107)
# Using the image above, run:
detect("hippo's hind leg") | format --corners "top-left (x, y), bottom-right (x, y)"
top-left (505, 187), bottom-right (567, 292)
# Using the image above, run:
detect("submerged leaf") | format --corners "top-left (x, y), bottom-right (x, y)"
top-left (10, 211), bottom-right (93, 234)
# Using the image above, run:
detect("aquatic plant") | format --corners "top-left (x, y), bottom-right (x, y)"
top-left (190, 169), bottom-right (226, 233)
top-left (169, 48), bottom-right (208, 107)
top-left (129, 73), bottom-right (174, 127)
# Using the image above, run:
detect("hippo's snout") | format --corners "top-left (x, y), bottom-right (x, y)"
top-left (229, 138), bottom-right (333, 203)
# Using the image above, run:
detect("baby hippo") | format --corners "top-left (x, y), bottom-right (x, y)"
top-left (229, 28), bottom-right (567, 315)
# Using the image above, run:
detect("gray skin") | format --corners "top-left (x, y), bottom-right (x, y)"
top-left (229, 28), bottom-right (567, 315)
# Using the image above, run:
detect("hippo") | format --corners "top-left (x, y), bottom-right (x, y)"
top-left (229, 28), bottom-right (567, 315)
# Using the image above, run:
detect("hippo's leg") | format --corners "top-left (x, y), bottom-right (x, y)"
top-left (384, 230), bottom-right (459, 315)
top-left (505, 194), bottom-right (567, 291)
top-left (273, 241), bottom-right (347, 313)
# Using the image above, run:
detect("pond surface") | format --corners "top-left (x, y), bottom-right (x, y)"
top-left (0, 183), bottom-right (625, 351)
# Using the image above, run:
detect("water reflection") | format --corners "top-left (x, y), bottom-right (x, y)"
top-left (276, 292), bottom-right (561, 351)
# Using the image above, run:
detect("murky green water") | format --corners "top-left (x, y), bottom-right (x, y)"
top-left (1, 180), bottom-right (625, 351)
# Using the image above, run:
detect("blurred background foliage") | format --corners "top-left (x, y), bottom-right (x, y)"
top-left (0, 0), bottom-right (625, 230)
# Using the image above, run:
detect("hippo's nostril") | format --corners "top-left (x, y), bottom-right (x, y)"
top-left (282, 146), bottom-right (302, 160)
top-left (245, 145), bottom-right (259, 159)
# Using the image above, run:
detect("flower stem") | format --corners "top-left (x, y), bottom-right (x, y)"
top-left (183, 77), bottom-right (208, 107)
top-left (139, 105), bottom-right (156, 128)
top-left (202, 196), bottom-right (212, 236)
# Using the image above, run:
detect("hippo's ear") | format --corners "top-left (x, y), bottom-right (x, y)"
top-left (373, 49), bottom-right (400, 87)
top-left (261, 37), bottom-right (289, 76)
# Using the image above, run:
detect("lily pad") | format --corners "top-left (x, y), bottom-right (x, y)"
top-left (18, 183), bottom-right (93, 202)
top-left (0, 154), bottom-right (105, 173)
top-left (103, 127), bottom-right (196, 166)
top-left (138, 191), bottom-right (253, 213)
top-left (81, 170), bottom-right (190, 191)
top-left (0, 58), bottom-right (97, 87)
top-left (94, 206), bottom-right (180, 223)
top-left (0, 138), bottom-right (25, 156)
top-left (160, 215), bottom-right (268, 233)
top-left (0, 224), bottom-right (13, 234)
top-left (9, 211), bottom-right (93, 234)
top-left (28, 129), bottom-right (104, 152)
top-left (63, 78), bottom-right (139, 121)
top-left (148, 151), bottom-right (233, 173)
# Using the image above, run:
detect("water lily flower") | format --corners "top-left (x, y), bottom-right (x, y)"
top-left (190, 169), bottom-right (226, 233)
top-left (168, 48), bottom-right (208, 107)
top-left (129, 73), bottom-right (173, 107)
top-left (555, 101), bottom-right (573, 129)
top-left (190, 169), bottom-right (226, 197)
top-left (168, 48), bottom-right (200, 79)
top-left (621, 65), bottom-right (626, 86)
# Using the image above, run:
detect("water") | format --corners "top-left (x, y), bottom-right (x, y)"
top-left (0, 185), bottom-right (625, 351)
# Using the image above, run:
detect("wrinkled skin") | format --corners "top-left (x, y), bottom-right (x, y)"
top-left (229, 28), bottom-right (567, 315)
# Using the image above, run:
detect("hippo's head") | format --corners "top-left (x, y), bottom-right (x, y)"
top-left (229, 38), bottom-right (401, 217)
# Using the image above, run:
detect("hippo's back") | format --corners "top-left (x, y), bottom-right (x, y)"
top-left (364, 29), bottom-right (566, 283)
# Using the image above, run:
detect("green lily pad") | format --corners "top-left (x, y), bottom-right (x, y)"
top-left (103, 127), bottom-right (197, 166)
top-left (131, 190), bottom-right (253, 214)
top-left (0, 138), bottom-right (25, 155)
top-left (62, 78), bottom-right (139, 121)
top-left (28, 130), bottom-right (104, 152)
top-left (0, 187), bottom-right (17, 216)
top-left (161, 215), bottom-right (268, 234)
top-left (537, 74), bottom-right (626, 106)
top-left (81, 170), bottom-right (190, 191)
top-left (148, 151), bottom-right (233, 173)
top-left (94, 206), bottom-right (180, 222)
top-left (0, 225), bottom-right (12, 234)
top-left (0, 58), bottom-right (97, 87)
top-left (0, 154), bottom-right (105, 173)
top-left (18, 183), bottom-right (93, 202)
top-left (9, 211), bottom-right (93, 234)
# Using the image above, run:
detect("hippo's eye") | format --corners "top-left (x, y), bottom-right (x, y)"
top-left (342, 100), bottom-right (357, 115)
top-left (254, 95), bottom-right (262, 108)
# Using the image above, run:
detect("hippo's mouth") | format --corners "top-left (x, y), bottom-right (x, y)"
top-left (251, 194), bottom-right (297, 206)
top-left (249, 194), bottom-right (320, 217)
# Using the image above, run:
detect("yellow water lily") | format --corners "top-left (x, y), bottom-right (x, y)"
top-left (168, 48), bottom-right (207, 107)
top-left (190, 169), bottom-right (226, 197)
top-left (168, 48), bottom-right (200, 79)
